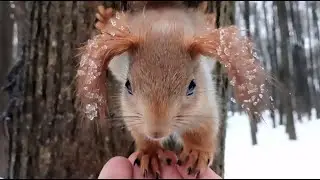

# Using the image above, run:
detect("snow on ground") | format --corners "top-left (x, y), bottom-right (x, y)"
top-left (224, 109), bottom-right (320, 179)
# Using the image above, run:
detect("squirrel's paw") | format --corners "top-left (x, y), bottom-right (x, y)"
top-left (134, 148), bottom-right (166, 178)
top-left (95, 5), bottom-right (113, 32)
top-left (177, 147), bottom-right (214, 177)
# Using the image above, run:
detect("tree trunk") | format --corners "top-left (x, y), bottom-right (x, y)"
top-left (0, 1), bottom-right (14, 178)
top-left (3, 1), bottom-right (231, 178)
top-left (4, 2), bottom-right (134, 178)
top-left (276, 1), bottom-right (297, 140)
top-left (311, 1), bottom-right (320, 41)
top-left (305, 1), bottom-right (314, 120)
top-left (288, 1), bottom-right (310, 122)
top-left (249, 114), bottom-right (258, 145)
top-left (271, 1), bottom-right (283, 126)
top-left (242, 1), bottom-right (258, 145)
top-left (262, 1), bottom-right (276, 128)
top-left (208, 1), bottom-right (235, 177)
top-left (243, 1), bottom-right (250, 37)
top-left (311, 1), bottom-right (320, 118)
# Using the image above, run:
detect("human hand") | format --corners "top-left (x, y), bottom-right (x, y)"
top-left (98, 151), bottom-right (222, 179)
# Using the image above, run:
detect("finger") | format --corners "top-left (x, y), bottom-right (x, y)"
top-left (198, 168), bottom-right (222, 179)
top-left (160, 165), bottom-right (182, 179)
top-left (160, 150), bottom-right (182, 179)
top-left (158, 149), bottom-right (178, 165)
top-left (176, 155), bottom-right (197, 179)
top-left (176, 164), bottom-right (197, 179)
top-left (98, 156), bottom-right (133, 179)
top-left (158, 150), bottom-right (182, 179)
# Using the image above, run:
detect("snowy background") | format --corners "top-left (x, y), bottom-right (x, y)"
top-left (224, 109), bottom-right (320, 179)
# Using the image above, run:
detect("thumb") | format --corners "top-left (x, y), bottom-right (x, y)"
top-left (98, 156), bottom-right (133, 179)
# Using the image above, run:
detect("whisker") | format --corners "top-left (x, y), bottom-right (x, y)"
top-left (117, 111), bottom-right (143, 115)
top-left (174, 115), bottom-right (214, 119)
top-left (105, 116), bottom-right (142, 121)
top-left (173, 121), bottom-right (193, 129)
top-left (173, 120), bottom-right (191, 126)
top-left (110, 120), bottom-right (143, 128)
top-left (173, 120), bottom-right (205, 130)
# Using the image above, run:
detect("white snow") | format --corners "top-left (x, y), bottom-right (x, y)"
top-left (224, 109), bottom-right (320, 179)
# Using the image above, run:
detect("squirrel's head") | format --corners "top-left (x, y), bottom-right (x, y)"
top-left (118, 25), bottom-right (209, 139)
top-left (76, 7), bottom-right (273, 139)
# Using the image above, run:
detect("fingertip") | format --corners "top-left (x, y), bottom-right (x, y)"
top-left (198, 168), bottom-right (222, 179)
top-left (160, 164), bottom-right (183, 179)
top-left (98, 156), bottom-right (133, 179)
top-left (176, 164), bottom-right (197, 179)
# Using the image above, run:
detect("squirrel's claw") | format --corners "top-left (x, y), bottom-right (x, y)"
top-left (177, 147), bottom-right (213, 178)
top-left (134, 148), bottom-right (165, 178)
top-left (94, 5), bottom-right (113, 32)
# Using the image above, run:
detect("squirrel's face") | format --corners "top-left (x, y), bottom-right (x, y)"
top-left (119, 40), bottom-right (203, 140)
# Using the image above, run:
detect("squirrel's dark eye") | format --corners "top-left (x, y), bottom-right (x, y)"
top-left (186, 79), bottom-right (196, 96)
top-left (125, 80), bottom-right (133, 95)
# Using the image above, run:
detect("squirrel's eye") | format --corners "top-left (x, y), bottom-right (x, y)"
top-left (125, 80), bottom-right (133, 95)
top-left (186, 79), bottom-right (196, 96)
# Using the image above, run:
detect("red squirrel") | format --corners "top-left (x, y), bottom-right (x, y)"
top-left (76, 1), bottom-right (273, 178)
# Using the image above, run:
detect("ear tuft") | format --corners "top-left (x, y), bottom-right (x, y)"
top-left (76, 8), bottom-right (139, 122)
top-left (189, 26), bottom-right (275, 120)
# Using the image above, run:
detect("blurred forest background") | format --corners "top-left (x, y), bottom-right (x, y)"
top-left (231, 1), bottom-right (320, 144)
top-left (0, 1), bottom-right (319, 179)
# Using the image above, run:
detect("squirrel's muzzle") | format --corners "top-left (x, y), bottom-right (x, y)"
top-left (144, 120), bottom-right (171, 140)
top-left (142, 98), bottom-right (177, 139)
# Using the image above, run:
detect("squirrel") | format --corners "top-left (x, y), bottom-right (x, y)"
top-left (76, 1), bottom-right (273, 178)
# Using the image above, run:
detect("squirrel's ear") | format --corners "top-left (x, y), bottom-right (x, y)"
top-left (188, 26), bottom-right (274, 120)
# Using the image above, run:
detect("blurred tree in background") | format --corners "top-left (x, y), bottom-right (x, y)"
top-left (0, 1), bottom-right (14, 177)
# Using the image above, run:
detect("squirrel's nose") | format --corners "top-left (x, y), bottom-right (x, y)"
top-left (152, 132), bottom-right (161, 139)
top-left (147, 131), bottom-right (166, 140)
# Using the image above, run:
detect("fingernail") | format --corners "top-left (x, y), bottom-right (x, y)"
top-left (134, 158), bottom-right (140, 166)
top-left (166, 158), bottom-right (172, 165)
